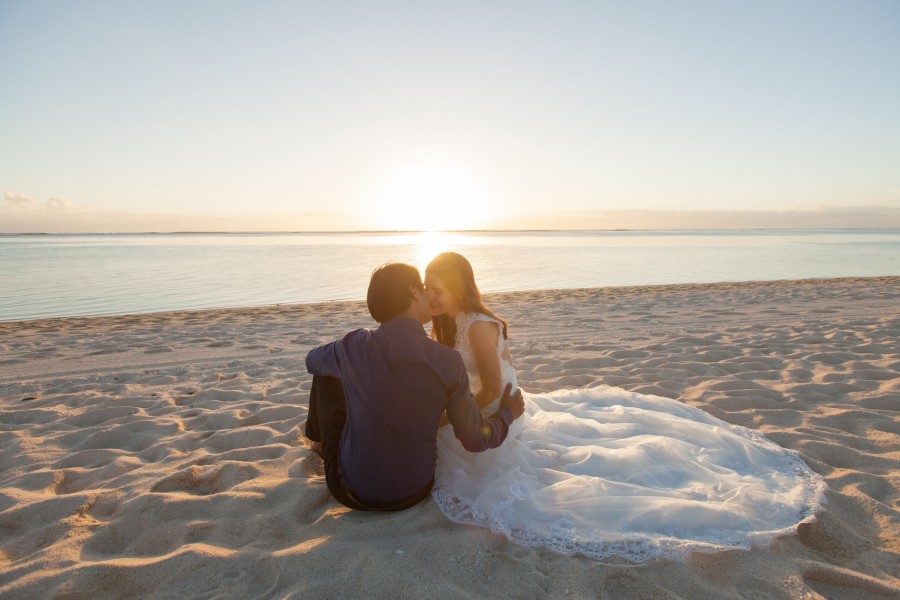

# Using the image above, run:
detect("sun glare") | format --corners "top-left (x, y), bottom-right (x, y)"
top-left (413, 231), bottom-right (458, 273)
top-left (369, 161), bottom-right (491, 231)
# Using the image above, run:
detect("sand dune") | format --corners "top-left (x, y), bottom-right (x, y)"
top-left (1, 277), bottom-right (898, 599)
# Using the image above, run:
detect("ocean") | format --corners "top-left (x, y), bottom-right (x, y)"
top-left (1, 229), bottom-right (898, 322)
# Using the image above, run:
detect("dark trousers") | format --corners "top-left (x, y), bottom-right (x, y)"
top-left (304, 375), bottom-right (433, 511)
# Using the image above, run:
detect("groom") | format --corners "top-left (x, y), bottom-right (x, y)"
top-left (304, 262), bottom-right (524, 511)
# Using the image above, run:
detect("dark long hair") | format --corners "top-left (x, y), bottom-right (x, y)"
top-left (425, 252), bottom-right (508, 347)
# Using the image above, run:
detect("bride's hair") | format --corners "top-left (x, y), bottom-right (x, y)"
top-left (425, 252), bottom-right (508, 347)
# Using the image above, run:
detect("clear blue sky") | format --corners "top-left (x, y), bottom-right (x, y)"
top-left (1, 0), bottom-right (899, 231)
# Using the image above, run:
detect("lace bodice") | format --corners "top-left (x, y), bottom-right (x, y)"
top-left (453, 311), bottom-right (518, 417)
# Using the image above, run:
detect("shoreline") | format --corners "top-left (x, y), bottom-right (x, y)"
top-left (2, 274), bottom-right (897, 327)
top-left (1, 276), bottom-right (898, 598)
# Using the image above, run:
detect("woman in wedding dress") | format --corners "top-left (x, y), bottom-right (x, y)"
top-left (423, 252), bottom-right (826, 562)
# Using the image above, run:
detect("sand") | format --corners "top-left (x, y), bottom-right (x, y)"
top-left (1, 276), bottom-right (898, 599)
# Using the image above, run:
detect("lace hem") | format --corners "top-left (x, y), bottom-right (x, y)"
top-left (432, 469), bottom-right (826, 563)
top-left (432, 394), bottom-right (828, 562)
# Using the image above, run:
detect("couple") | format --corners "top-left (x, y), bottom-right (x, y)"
top-left (305, 253), bottom-right (825, 561)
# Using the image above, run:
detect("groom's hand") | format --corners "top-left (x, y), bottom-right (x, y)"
top-left (500, 383), bottom-right (524, 420)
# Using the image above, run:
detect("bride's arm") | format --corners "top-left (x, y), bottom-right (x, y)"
top-left (469, 320), bottom-right (503, 411)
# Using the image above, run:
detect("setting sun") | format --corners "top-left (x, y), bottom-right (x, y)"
top-left (368, 161), bottom-right (491, 231)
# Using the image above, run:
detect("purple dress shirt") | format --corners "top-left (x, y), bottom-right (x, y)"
top-left (305, 315), bottom-right (513, 506)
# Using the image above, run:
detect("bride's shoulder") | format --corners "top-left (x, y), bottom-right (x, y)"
top-left (463, 312), bottom-right (502, 337)
top-left (459, 311), bottom-right (500, 326)
top-left (470, 311), bottom-right (500, 323)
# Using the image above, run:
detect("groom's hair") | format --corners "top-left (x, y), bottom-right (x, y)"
top-left (367, 262), bottom-right (423, 323)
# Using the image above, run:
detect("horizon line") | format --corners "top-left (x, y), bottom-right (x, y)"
top-left (3, 225), bottom-right (900, 236)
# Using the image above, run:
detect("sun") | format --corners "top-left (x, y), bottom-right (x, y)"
top-left (368, 161), bottom-right (491, 231)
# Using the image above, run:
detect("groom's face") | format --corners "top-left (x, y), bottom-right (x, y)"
top-left (409, 284), bottom-right (432, 324)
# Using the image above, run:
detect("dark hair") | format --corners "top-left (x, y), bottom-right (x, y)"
top-left (425, 252), bottom-right (508, 347)
top-left (367, 262), bottom-right (423, 323)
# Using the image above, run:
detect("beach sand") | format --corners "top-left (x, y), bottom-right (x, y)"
top-left (1, 276), bottom-right (898, 599)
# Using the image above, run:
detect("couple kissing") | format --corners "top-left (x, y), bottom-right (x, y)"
top-left (304, 253), bottom-right (825, 561)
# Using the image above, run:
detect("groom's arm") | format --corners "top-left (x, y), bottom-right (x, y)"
top-left (445, 364), bottom-right (512, 452)
top-left (305, 341), bottom-right (342, 377)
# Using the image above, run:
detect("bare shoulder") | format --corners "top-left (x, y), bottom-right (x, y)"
top-left (467, 318), bottom-right (500, 345)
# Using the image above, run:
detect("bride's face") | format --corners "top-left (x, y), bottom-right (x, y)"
top-left (424, 272), bottom-right (461, 317)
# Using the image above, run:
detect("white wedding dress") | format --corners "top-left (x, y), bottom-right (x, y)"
top-left (433, 311), bottom-right (826, 562)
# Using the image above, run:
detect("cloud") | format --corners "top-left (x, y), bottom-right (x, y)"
top-left (4, 192), bottom-right (37, 207)
top-left (46, 197), bottom-right (74, 210)
top-left (3, 192), bottom-right (81, 213)
top-left (0, 206), bottom-right (369, 233)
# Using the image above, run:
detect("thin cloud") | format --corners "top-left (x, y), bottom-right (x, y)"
top-left (4, 192), bottom-right (36, 207)
top-left (46, 197), bottom-right (74, 210)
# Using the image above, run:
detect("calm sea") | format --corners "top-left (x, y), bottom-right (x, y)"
top-left (1, 229), bottom-right (898, 322)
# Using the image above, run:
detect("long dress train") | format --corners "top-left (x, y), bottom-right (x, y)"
top-left (432, 311), bottom-right (826, 562)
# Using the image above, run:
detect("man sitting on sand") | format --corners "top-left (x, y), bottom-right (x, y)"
top-left (303, 262), bottom-right (525, 511)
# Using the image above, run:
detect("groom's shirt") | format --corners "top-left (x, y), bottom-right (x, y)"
top-left (305, 315), bottom-right (513, 506)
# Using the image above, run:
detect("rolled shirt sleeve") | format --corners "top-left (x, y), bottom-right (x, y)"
top-left (306, 340), bottom-right (342, 378)
top-left (445, 366), bottom-right (512, 452)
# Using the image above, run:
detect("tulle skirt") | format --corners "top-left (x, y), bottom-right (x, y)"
top-left (433, 386), bottom-right (826, 562)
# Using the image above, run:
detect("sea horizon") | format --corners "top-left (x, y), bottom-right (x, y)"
top-left (2, 228), bottom-right (898, 322)
top-left (3, 226), bottom-right (899, 236)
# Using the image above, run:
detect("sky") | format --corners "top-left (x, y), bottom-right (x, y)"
top-left (1, 0), bottom-right (899, 232)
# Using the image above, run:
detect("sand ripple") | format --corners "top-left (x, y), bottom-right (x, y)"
top-left (1, 277), bottom-right (898, 598)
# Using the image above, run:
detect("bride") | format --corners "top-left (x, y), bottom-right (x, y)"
top-left (423, 252), bottom-right (826, 562)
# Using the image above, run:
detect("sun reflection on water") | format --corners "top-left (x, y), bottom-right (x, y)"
top-left (413, 231), bottom-right (460, 273)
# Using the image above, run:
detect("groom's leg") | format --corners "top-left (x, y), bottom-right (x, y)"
top-left (304, 375), bottom-right (370, 510)
top-left (303, 377), bottom-right (323, 443)
top-left (306, 375), bottom-right (346, 466)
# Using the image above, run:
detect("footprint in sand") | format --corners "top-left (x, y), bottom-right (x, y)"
top-left (196, 444), bottom-right (288, 465)
top-left (85, 348), bottom-right (122, 356)
top-left (143, 347), bottom-right (174, 354)
top-left (0, 409), bottom-right (60, 426)
top-left (202, 427), bottom-right (274, 453)
top-left (150, 463), bottom-right (260, 495)
top-left (288, 454), bottom-right (325, 479)
top-left (64, 406), bottom-right (139, 427)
